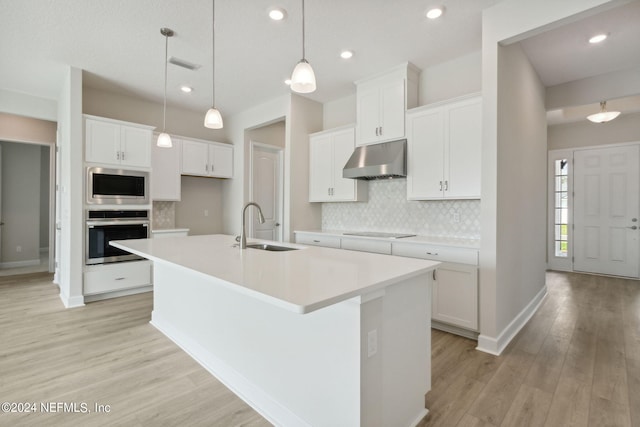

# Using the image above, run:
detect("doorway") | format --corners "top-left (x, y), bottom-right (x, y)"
top-left (249, 141), bottom-right (284, 242)
top-left (0, 140), bottom-right (55, 276)
top-left (548, 143), bottom-right (640, 278)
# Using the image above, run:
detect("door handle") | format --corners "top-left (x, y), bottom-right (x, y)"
top-left (629, 226), bottom-right (638, 230)
top-left (275, 223), bottom-right (280, 227)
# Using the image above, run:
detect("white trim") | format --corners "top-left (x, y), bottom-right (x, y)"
top-left (59, 291), bottom-right (85, 308)
top-left (432, 321), bottom-right (479, 341)
top-left (0, 259), bottom-right (40, 268)
top-left (83, 285), bottom-right (153, 303)
top-left (151, 312), bottom-right (310, 427)
top-left (476, 285), bottom-right (547, 355)
top-left (547, 149), bottom-right (573, 272)
top-left (409, 409), bottom-right (429, 427)
top-left (249, 140), bottom-right (285, 242)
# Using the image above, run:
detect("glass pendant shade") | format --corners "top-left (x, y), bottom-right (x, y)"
top-left (204, 107), bottom-right (223, 129)
top-left (587, 101), bottom-right (621, 123)
top-left (157, 132), bottom-right (173, 148)
top-left (290, 59), bottom-right (316, 94)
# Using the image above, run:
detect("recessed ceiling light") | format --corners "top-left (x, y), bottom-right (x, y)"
top-left (269, 8), bottom-right (286, 21)
top-left (180, 85), bottom-right (193, 93)
top-left (340, 50), bottom-right (354, 59)
top-left (426, 7), bottom-right (444, 19)
top-left (589, 33), bottom-right (608, 44)
top-left (284, 79), bottom-right (292, 85)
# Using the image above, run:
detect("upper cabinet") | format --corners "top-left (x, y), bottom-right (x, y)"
top-left (355, 63), bottom-right (419, 146)
top-left (406, 94), bottom-right (482, 200)
top-left (309, 126), bottom-right (367, 202)
top-left (181, 138), bottom-right (233, 179)
top-left (151, 135), bottom-right (181, 201)
top-left (84, 115), bottom-right (154, 168)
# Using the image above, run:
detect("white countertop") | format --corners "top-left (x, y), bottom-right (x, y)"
top-left (295, 230), bottom-right (481, 249)
top-left (112, 234), bottom-right (439, 314)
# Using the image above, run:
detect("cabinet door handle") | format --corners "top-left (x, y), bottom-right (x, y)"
top-left (433, 270), bottom-right (436, 281)
top-left (115, 277), bottom-right (125, 281)
top-left (379, 126), bottom-right (382, 136)
top-left (313, 240), bottom-right (321, 243)
top-left (121, 151), bottom-right (125, 161)
top-left (375, 127), bottom-right (379, 136)
top-left (444, 180), bottom-right (448, 191)
top-left (116, 151), bottom-right (120, 160)
top-left (426, 252), bottom-right (439, 256)
top-left (205, 164), bottom-right (209, 172)
top-left (439, 181), bottom-right (443, 191)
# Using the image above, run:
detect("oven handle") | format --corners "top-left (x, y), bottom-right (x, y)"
top-left (86, 220), bottom-right (150, 227)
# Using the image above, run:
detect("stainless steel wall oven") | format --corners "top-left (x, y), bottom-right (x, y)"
top-left (85, 210), bottom-right (149, 265)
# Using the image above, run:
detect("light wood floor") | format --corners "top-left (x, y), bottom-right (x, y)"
top-left (1, 271), bottom-right (638, 426)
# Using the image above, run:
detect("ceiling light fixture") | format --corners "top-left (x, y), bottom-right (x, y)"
top-left (157, 28), bottom-right (174, 148)
top-left (340, 50), bottom-right (354, 59)
top-left (269, 8), bottom-right (286, 21)
top-left (587, 101), bottom-right (621, 123)
top-left (284, 79), bottom-right (292, 85)
top-left (204, 0), bottom-right (223, 129)
top-left (180, 85), bottom-right (193, 93)
top-left (426, 7), bottom-right (444, 19)
top-left (589, 33), bottom-right (608, 44)
top-left (290, 0), bottom-right (316, 93)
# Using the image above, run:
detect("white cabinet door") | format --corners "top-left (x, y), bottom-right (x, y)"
top-left (432, 263), bottom-right (478, 331)
top-left (86, 119), bottom-right (120, 165)
top-left (331, 128), bottom-right (358, 201)
top-left (445, 97), bottom-right (482, 199)
top-left (379, 79), bottom-right (405, 142)
top-left (181, 139), bottom-right (209, 176)
top-left (309, 134), bottom-right (333, 201)
top-left (209, 143), bottom-right (233, 178)
top-left (407, 106), bottom-right (445, 199)
top-left (120, 126), bottom-right (152, 168)
top-left (151, 137), bottom-right (181, 201)
top-left (356, 86), bottom-right (381, 146)
top-left (295, 233), bottom-right (342, 248)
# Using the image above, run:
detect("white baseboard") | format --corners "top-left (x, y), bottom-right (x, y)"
top-left (84, 286), bottom-right (153, 302)
top-left (151, 312), bottom-right (310, 427)
top-left (432, 321), bottom-right (479, 341)
top-left (476, 285), bottom-right (548, 356)
top-left (59, 291), bottom-right (85, 309)
top-left (409, 408), bottom-right (429, 427)
top-left (0, 259), bottom-right (40, 268)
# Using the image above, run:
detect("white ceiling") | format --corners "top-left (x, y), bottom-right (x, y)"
top-left (0, 0), bottom-right (501, 117)
top-left (2, 0), bottom-right (638, 123)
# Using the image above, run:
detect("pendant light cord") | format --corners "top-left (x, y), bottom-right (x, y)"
top-left (163, 32), bottom-right (168, 132)
top-left (301, 0), bottom-right (306, 59)
top-left (212, 0), bottom-right (216, 107)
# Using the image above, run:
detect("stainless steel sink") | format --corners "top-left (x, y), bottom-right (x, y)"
top-left (246, 243), bottom-right (299, 252)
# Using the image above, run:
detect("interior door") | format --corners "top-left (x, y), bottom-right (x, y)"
top-left (573, 145), bottom-right (640, 277)
top-left (251, 143), bottom-right (282, 241)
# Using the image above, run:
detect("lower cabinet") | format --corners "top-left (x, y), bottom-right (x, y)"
top-left (84, 260), bottom-right (152, 296)
top-left (295, 231), bottom-right (479, 336)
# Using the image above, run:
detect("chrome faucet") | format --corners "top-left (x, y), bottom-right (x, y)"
top-left (240, 202), bottom-right (265, 249)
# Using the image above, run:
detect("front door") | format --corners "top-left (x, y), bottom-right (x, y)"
top-left (573, 145), bottom-right (640, 277)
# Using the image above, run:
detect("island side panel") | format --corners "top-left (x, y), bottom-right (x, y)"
top-left (150, 262), bottom-right (361, 427)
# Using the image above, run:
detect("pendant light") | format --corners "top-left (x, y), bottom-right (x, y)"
top-left (290, 0), bottom-right (316, 93)
top-left (157, 27), bottom-right (174, 147)
top-left (204, 0), bottom-right (223, 129)
top-left (587, 101), bottom-right (621, 123)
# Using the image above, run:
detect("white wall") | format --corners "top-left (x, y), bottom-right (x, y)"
top-left (419, 51), bottom-right (482, 105)
top-left (40, 146), bottom-right (50, 248)
top-left (323, 95), bottom-right (356, 130)
top-left (479, 0), bottom-right (619, 354)
top-left (0, 141), bottom-right (41, 264)
top-left (548, 111), bottom-right (640, 150)
top-left (247, 121), bottom-right (285, 148)
top-left (57, 66), bottom-right (84, 308)
top-left (0, 89), bottom-right (57, 122)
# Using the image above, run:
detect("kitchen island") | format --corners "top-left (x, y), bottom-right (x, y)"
top-left (112, 234), bottom-right (439, 427)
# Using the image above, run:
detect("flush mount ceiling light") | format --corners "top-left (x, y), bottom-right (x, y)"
top-left (180, 85), bottom-right (193, 93)
top-left (157, 27), bottom-right (174, 148)
top-left (587, 101), bottom-right (621, 123)
top-left (589, 33), bottom-right (608, 44)
top-left (269, 7), bottom-right (286, 21)
top-left (340, 50), bottom-right (354, 59)
top-left (426, 7), bottom-right (444, 19)
top-left (290, 0), bottom-right (316, 93)
top-left (204, 0), bottom-right (223, 129)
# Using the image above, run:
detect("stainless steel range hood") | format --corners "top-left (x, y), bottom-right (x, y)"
top-left (342, 139), bottom-right (407, 180)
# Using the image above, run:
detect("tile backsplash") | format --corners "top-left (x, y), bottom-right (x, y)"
top-left (321, 180), bottom-right (480, 239)
top-left (152, 201), bottom-right (176, 229)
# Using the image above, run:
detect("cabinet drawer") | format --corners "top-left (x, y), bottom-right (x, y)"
top-left (341, 237), bottom-right (392, 255)
top-left (295, 233), bottom-right (341, 249)
top-left (84, 261), bottom-right (151, 295)
top-left (392, 242), bottom-right (478, 265)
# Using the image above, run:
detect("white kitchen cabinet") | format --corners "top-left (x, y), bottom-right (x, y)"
top-left (406, 94), bottom-right (482, 200)
top-left (85, 115), bottom-right (153, 168)
top-left (151, 228), bottom-right (189, 238)
top-left (181, 138), bottom-right (233, 178)
top-left (151, 136), bottom-right (181, 201)
top-left (83, 260), bottom-right (152, 295)
top-left (341, 237), bottom-right (391, 255)
top-left (309, 126), bottom-right (367, 202)
top-left (295, 232), bottom-right (341, 248)
top-left (392, 241), bottom-right (478, 333)
top-left (355, 63), bottom-right (419, 146)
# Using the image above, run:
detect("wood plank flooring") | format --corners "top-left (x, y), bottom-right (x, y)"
top-left (0, 271), bottom-right (638, 426)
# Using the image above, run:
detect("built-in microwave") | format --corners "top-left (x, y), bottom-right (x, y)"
top-left (87, 167), bottom-right (149, 205)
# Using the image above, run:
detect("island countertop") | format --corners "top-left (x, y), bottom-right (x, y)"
top-left (112, 234), bottom-right (439, 314)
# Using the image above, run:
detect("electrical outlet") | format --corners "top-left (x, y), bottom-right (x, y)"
top-left (16, 246), bottom-right (22, 253)
top-left (204, 209), bottom-right (209, 217)
top-left (367, 329), bottom-right (378, 358)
